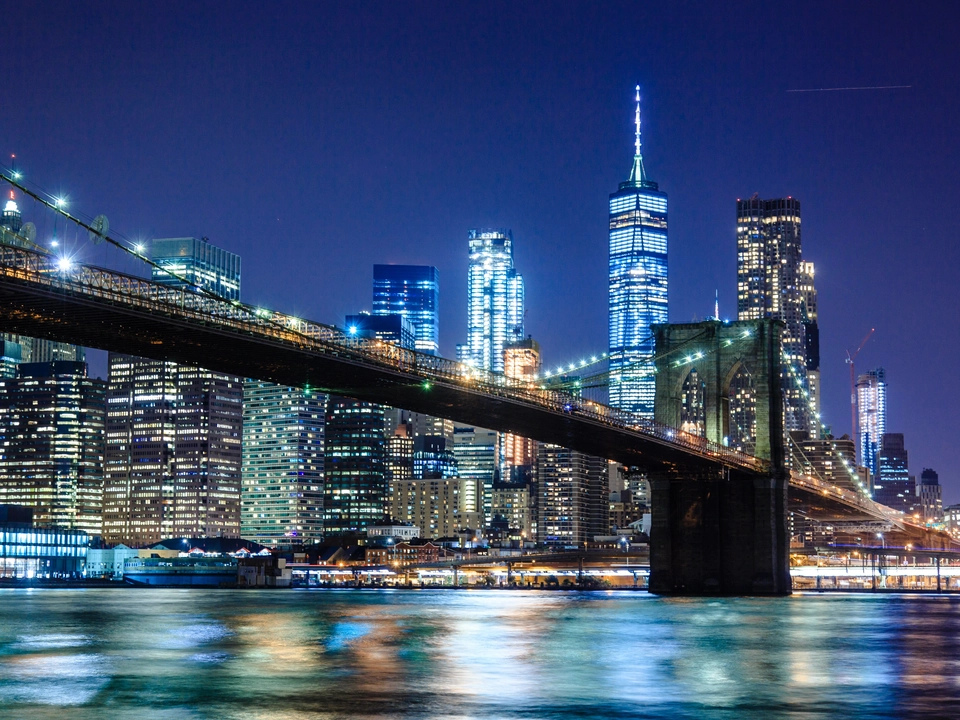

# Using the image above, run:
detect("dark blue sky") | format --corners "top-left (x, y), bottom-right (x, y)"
top-left (3, 2), bottom-right (958, 499)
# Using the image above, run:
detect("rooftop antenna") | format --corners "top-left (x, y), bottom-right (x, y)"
top-left (627, 85), bottom-right (647, 185)
top-left (714, 290), bottom-right (720, 321)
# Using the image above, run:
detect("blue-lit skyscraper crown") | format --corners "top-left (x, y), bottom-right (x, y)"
top-left (373, 265), bottom-right (440, 355)
top-left (608, 87), bottom-right (668, 416)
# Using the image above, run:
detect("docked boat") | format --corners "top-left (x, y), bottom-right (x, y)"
top-left (123, 556), bottom-right (238, 587)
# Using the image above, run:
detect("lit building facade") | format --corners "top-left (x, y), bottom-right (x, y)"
top-left (151, 237), bottom-right (241, 300)
top-left (0, 362), bottom-right (105, 535)
top-left (537, 444), bottom-right (608, 545)
top-left (789, 431), bottom-right (858, 493)
top-left (391, 477), bottom-right (482, 539)
top-left (452, 426), bottom-right (498, 528)
top-left (0, 505), bottom-right (88, 579)
top-left (373, 265), bottom-right (440, 355)
top-left (856, 368), bottom-right (886, 478)
top-left (323, 396), bottom-right (387, 534)
top-left (103, 356), bottom-right (242, 545)
top-left (918, 468), bottom-right (942, 524)
top-left (873, 433), bottom-right (914, 512)
top-left (502, 338), bottom-right (540, 482)
top-left (736, 197), bottom-right (813, 432)
top-left (799, 260), bottom-right (820, 434)
top-left (104, 236), bottom-right (244, 546)
top-left (460, 229), bottom-right (524, 373)
top-left (241, 382), bottom-right (326, 546)
top-left (608, 87), bottom-right (668, 417)
top-left (345, 313), bottom-right (416, 349)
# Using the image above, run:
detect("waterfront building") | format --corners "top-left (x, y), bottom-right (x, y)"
top-left (0, 505), bottom-right (88, 579)
top-left (322, 396), bottom-right (387, 534)
top-left (373, 265), bottom-right (440, 355)
top-left (918, 468), bottom-right (943, 524)
top-left (104, 237), bottom-right (244, 546)
top-left (366, 520), bottom-right (421, 541)
top-left (736, 196), bottom-right (815, 432)
top-left (460, 229), bottom-right (524, 373)
top-left (345, 312), bottom-right (416, 349)
top-left (490, 482), bottom-right (532, 538)
top-left (857, 369), bottom-right (887, 478)
top-left (0, 362), bottom-right (105, 535)
top-left (608, 86), bottom-right (668, 417)
top-left (873, 433), bottom-right (915, 512)
top-left (241, 382), bottom-right (326, 547)
top-left (391, 477), bottom-right (482, 539)
top-left (151, 236), bottom-right (241, 300)
top-left (103, 356), bottom-right (243, 545)
top-left (536, 444), bottom-right (608, 545)
top-left (452, 426), bottom-right (498, 528)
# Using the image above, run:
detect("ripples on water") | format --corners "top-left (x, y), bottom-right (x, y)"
top-left (1, 589), bottom-right (959, 719)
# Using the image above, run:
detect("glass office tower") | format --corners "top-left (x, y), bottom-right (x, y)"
top-left (857, 368), bottom-right (887, 478)
top-left (151, 237), bottom-right (241, 300)
top-left (0, 362), bottom-right (105, 536)
top-left (461, 229), bottom-right (524, 373)
top-left (373, 265), bottom-right (440, 355)
top-left (608, 87), bottom-right (668, 417)
top-left (242, 382), bottom-right (326, 546)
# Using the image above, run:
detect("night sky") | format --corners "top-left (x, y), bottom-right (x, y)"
top-left (2, 2), bottom-right (958, 499)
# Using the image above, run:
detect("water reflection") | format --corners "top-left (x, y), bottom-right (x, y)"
top-left (1, 588), bottom-right (959, 718)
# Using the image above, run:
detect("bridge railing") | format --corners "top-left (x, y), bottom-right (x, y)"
top-left (0, 242), bottom-right (767, 472)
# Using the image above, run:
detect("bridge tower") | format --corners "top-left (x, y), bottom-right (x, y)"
top-left (650, 319), bottom-right (790, 595)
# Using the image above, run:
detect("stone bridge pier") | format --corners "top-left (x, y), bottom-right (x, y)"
top-left (649, 319), bottom-right (791, 595)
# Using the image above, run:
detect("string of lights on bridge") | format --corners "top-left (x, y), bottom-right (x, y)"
top-left (0, 163), bottom-right (891, 506)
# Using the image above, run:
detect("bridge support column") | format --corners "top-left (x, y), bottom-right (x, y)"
top-left (649, 471), bottom-right (791, 595)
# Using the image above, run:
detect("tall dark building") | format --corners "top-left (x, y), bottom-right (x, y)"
top-left (322, 396), bottom-right (387, 534)
top-left (873, 433), bottom-right (915, 512)
top-left (735, 197), bottom-right (819, 436)
top-left (536, 444), bottom-right (608, 545)
top-left (0, 362), bottom-right (105, 535)
top-left (373, 265), bottom-right (440, 355)
top-left (345, 313), bottom-right (416, 349)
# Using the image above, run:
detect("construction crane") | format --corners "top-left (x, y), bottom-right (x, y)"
top-left (845, 328), bottom-right (875, 465)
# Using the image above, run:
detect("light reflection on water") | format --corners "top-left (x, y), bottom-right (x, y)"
top-left (1, 589), bottom-right (959, 718)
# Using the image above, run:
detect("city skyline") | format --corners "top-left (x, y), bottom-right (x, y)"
top-left (0, 2), bottom-right (956, 502)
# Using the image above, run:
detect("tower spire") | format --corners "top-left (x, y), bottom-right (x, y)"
top-left (627, 84), bottom-right (648, 186)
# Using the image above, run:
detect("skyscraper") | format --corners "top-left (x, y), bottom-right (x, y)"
top-left (537, 444), bottom-right (608, 545)
top-left (856, 368), bottom-right (886, 478)
top-left (373, 265), bottom-right (440, 355)
top-left (104, 237), bottom-right (244, 545)
top-left (918, 468), bottom-right (942, 524)
top-left (323, 397), bottom-right (387, 534)
top-left (452, 426), bottom-right (498, 527)
top-left (241, 382), bottom-right (326, 547)
top-left (799, 260), bottom-right (820, 433)
top-left (345, 313), bottom-right (416, 349)
top-left (460, 229), bottom-right (524, 373)
top-left (0, 361), bottom-right (105, 535)
top-left (736, 197), bottom-right (814, 431)
top-left (502, 337), bottom-right (541, 483)
top-left (608, 86), bottom-right (668, 417)
top-left (151, 237), bottom-right (241, 300)
top-left (874, 433), bottom-right (914, 512)
top-left (103, 356), bottom-right (243, 545)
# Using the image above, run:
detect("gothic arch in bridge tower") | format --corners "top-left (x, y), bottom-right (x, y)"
top-left (652, 319), bottom-right (784, 469)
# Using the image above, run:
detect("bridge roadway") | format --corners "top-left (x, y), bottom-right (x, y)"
top-left (0, 242), bottom-right (952, 548)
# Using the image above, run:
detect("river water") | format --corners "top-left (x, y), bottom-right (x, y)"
top-left (1, 588), bottom-right (959, 719)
